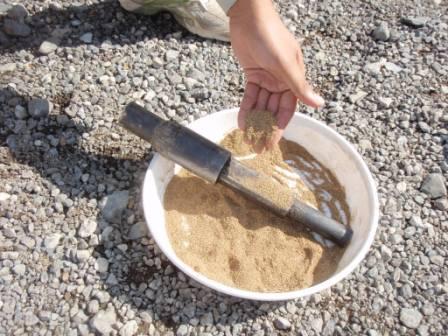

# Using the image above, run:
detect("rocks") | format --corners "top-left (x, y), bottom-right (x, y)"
top-left (434, 198), bottom-right (448, 211)
top-left (44, 234), bottom-right (61, 249)
top-left (39, 41), bottom-right (58, 55)
top-left (28, 98), bottom-right (52, 119)
top-left (349, 90), bottom-right (368, 103)
top-left (176, 325), bottom-right (189, 336)
top-left (0, 63), bottom-right (16, 74)
top-left (101, 190), bottom-right (129, 223)
top-left (95, 258), bottom-right (109, 273)
top-left (14, 105), bottom-right (28, 119)
top-left (400, 308), bottom-right (422, 329)
top-left (119, 321), bottom-right (138, 336)
top-left (80, 33), bottom-right (93, 44)
top-left (24, 312), bottom-right (39, 326)
top-left (401, 17), bottom-right (429, 28)
top-left (3, 18), bottom-right (31, 37)
top-left (13, 264), bottom-right (26, 275)
top-left (421, 174), bottom-right (447, 199)
top-left (0, 192), bottom-right (10, 202)
top-left (372, 22), bottom-right (390, 41)
top-left (128, 222), bottom-right (148, 240)
top-left (7, 5), bottom-right (28, 21)
top-left (90, 308), bottom-right (117, 335)
top-left (273, 317), bottom-right (291, 330)
top-left (378, 97), bottom-right (393, 108)
top-left (364, 61), bottom-right (384, 75)
top-left (78, 219), bottom-right (97, 238)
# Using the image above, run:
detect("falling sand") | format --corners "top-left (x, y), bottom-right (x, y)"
top-left (164, 121), bottom-right (351, 292)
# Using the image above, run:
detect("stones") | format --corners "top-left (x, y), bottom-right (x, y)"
top-left (0, 63), bottom-right (16, 74)
top-left (7, 5), bottom-right (28, 21)
top-left (80, 33), bottom-right (93, 43)
top-left (13, 264), bottom-right (26, 275)
top-left (78, 219), bottom-right (97, 238)
top-left (0, 192), bottom-right (11, 202)
top-left (176, 325), bottom-right (189, 336)
top-left (39, 41), bottom-right (58, 55)
top-left (384, 62), bottom-right (403, 73)
top-left (14, 105), bottom-right (28, 119)
top-left (90, 308), bottom-right (117, 335)
top-left (119, 321), bottom-right (138, 336)
top-left (44, 234), bottom-right (61, 250)
top-left (101, 190), bottom-right (129, 223)
top-left (24, 311), bottom-right (39, 326)
top-left (372, 22), bottom-right (390, 41)
top-left (434, 198), bottom-right (448, 211)
top-left (378, 97), bottom-right (393, 108)
top-left (95, 258), bottom-right (109, 273)
top-left (349, 90), bottom-right (368, 103)
top-left (364, 61), bottom-right (384, 75)
top-left (401, 17), bottom-right (429, 28)
top-left (399, 308), bottom-right (422, 329)
top-left (128, 222), bottom-right (148, 240)
top-left (421, 174), bottom-right (447, 199)
top-left (3, 18), bottom-right (31, 37)
top-left (273, 317), bottom-right (291, 330)
top-left (28, 98), bottom-right (53, 119)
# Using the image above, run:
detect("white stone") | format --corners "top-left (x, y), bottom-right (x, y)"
top-left (95, 258), bottom-right (109, 273)
top-left (78, 219), bottom-right (97, 238)
top-left (119, 320), bottom-right (138, 336)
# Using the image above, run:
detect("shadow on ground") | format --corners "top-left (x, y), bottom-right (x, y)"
top-left (0, 0), bottom-right (204, 55)
top-left (1, 86), bottom-right (282, 332)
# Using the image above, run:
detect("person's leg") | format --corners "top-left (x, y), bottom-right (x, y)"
top-left (119, 0), bottom-right (230, 41)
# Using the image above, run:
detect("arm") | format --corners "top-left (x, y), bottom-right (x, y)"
top-left (219, 0), bottom-right (324, 147)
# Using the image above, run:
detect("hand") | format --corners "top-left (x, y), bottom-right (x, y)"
top-left (228, 0), bottom-right (324, 147)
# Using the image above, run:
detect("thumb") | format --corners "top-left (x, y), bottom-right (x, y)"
top-left (281, 49), bottom-right (325, 108)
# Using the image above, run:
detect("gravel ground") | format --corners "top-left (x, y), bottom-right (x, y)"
top-left (1, 0), bottom-right (447, 335)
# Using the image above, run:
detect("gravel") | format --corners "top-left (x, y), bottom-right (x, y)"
top-left (1, 0), bottom-right (447, 335)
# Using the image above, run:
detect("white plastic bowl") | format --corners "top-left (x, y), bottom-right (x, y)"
top-left (142, 108), bottom-right (379, 301)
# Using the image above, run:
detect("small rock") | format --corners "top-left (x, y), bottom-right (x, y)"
top-left (144, 90), bottom-right (156, 101)
top-left (421, 174), bottom-right (447, 199)
top-left (0, 63), bottom-right (16, 74)
top-left (401, 17), bottom-right (429, 28)
top-left (364, 61), bottom-right (383, 75)
top-left (101, 190), bottom-right (129, 223)
top-left (119, 321), bottom-right (138, 336)
top-left (349, 90), bottom-right (368, 104)
top-left (378, 97), bottom-right (393, 108)
top-left (95, 258), bottom-right (109, 273)
top-left (44, 234), bottom-right (61, 249)
top-left (28, 98), bottom-right (52, 119)
top-left (418, 122), bottom-right (431, 133)
top-left (200, 312), bottom-right (214, 326)
top-left (400, 308), bottom-right (422, 329)
top-left (409, 215), bottom-right (423, 227)
top-left (128, 222), bottom-right (148, 240)
top-left (429, 255), bottom-right (444, 266)
top-left (384, 62), bottom-right (403, 73)
top-left (80, 32), bottom-right (93, 44)
top-left (78, 219), bottom-right (97, 238)
top-left (13, 264), bottom-right (26, 275)
top-left (39, 41), bottom-right (58, 55)
top-left (372, 22), bottom-right (390, 41)
top-left (311, 317), bottom-right (323, 333)
top-left (88, 300), bottom-right (100, 315)
top-left (176, 325), bottom-right (189, 336)
top-left (14, 105), bottom-right (28, 119)
top-left (0, 192), bottom-right (11, 202)
top-left (90, 308), bottom-right (117, 335)
top-left (3, 18), bottom-right (31, 37)
top-left (434, 198), bottom-right (448, 211)
top-left (273, 317), bottom-right (291, 330)
top-left (7, 5), bottom-right (28, 21)
top-left (422, 303), bottom-right (434, 316)
top-left (24, 311), bottom-right (39, 326)
top-left (166, 49), bottom-right (179, 62)
top-left (76, 250), bottom-right (91, 262)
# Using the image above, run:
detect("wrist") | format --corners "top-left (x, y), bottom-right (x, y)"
top-left (228, 0), bottom-right (274, 20)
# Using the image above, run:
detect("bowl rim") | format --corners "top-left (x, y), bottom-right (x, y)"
top-left (142, 108), bottom-right (379, 301)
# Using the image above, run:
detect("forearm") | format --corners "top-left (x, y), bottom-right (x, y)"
top-left (217, 0), bottom-right (274, 17)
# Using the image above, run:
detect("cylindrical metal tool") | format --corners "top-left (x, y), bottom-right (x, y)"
top-left (121, 102), bottom-right (353, 246)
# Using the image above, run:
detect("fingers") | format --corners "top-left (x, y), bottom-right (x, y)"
top-left (255, 88), bottom-right (270, 110)
top-left (279, 48), bottom-right (325, 108)
top-left (238, 82), bottom-right (260, 129)
top-left (267, 92), bottom-right (281, 116)
top-left (269, 91), bottom-right (297, 147)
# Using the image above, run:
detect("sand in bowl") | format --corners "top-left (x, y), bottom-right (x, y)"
top-left (164, 111), bottom-right (351, 292)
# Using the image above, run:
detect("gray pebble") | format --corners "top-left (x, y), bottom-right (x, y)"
top-left (401, 17), bottom-right (429, 28)
top-left (14, 105), bottom-right (28, 119)
top-left (372, 22), bottom-right (390, 41)
top-left (400, 308), bottom-right (422, 329)
top-left (80, 32), bottom-right (93, 44)
top-left (421, 174), bottom-right (447, 199)
top-left (90, 307), bottom-right (117, 335)
top-left (128, 222), bottom-right (148, 240)
top-left (273, 317), bottom-right (291, 330)
top-left (7, 4), bottom-right (28, 21)
top-left (3, 18), bottom-right (31, 37)
top-left (39, 41), bottom-right (58, 55)
top-left (28, 98), bottom-right (52, 119)
top-left (101, 190), bottom-right (129, 223)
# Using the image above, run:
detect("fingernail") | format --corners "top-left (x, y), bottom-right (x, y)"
top-left (313, 93), bottom-right (325, 107)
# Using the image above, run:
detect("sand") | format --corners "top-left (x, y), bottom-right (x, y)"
top-left (164, 127), bottom-right (351, 292)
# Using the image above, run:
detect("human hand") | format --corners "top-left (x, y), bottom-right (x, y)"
top-left (228, 0), bottom-right (324, 147)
